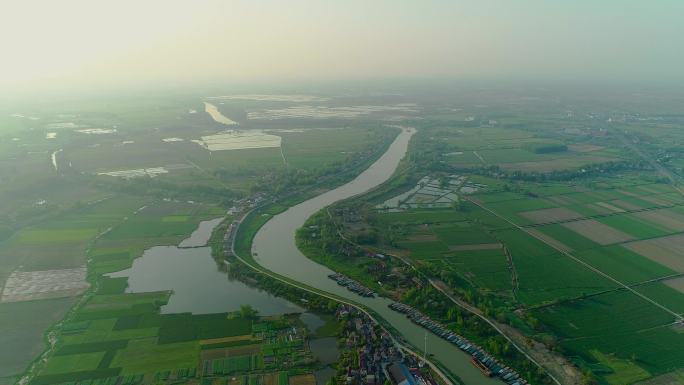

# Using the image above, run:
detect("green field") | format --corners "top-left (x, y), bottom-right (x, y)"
top-left (534, 291), bottom-right (684, 377)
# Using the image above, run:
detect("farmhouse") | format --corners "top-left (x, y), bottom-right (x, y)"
top-left (384, 363), bottom-right (417, 385)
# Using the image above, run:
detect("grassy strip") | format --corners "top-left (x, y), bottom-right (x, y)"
top-left (200, 340), bottom-right (259, 350)
top-left (55, 340), bottom-right (128, 355)
top-left (32, 368), bottom-right (122, 385)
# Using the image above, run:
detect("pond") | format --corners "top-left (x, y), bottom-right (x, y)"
top-left (107, 222), bottom-right (303, 316)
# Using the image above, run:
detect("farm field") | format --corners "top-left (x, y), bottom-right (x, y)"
top-left (21, 196), bottom-right (316, 385)
top-left (6, 84), bottom-right (684, 385)
top-left (2, 91), bottom-right (407, 385)
top-left (346, 171), bottom-right (684, 383)
top-left (0, 298), bottom-right (76, 385)
top-left (0, 198), bottom-right (225, 383)
top-left (316, 99), bottom-right (684, 385)
top-left (31, 295), bottom-right (310, 385)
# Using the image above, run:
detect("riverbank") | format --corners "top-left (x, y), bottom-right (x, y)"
top-left (231, 127), bottom-right (515, 385)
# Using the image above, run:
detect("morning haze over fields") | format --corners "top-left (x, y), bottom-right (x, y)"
top-left (1, 2), bottom-right (684, 385)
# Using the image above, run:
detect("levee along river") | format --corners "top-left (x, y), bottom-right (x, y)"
top-left (252, 126), bottom-right (500, 385)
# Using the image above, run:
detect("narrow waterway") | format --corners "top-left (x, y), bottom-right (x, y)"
top-left (252, 127), bottom-right (499, 385)
top-left (179, 217), bottom-right (224, 248)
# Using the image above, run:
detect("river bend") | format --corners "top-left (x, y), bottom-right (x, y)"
top-left (252, 127), bottom-right (498, 385)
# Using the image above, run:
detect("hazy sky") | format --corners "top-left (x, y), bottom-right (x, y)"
top-left (2, 0), bottom-right (683, 92)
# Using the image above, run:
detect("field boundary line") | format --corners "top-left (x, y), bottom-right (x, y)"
top-left (466, 197), bottom-right (684, 322)
top-left (324, 210), bottom-right (564, 385)
top-left (520, 202), bottom-right (682, 228)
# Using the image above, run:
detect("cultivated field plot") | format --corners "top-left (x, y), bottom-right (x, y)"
top-left (434, 123), bottom-right (626, 172)
top-left (624, 233), bottom-right (684, 273)
top-left (30, 284), bottom-right (306, 385)
top-left (1, 267), bottom-right (89, 302)
top-left (90, 201), bottom-right (224, 275)
top-left (498, 154), bottom-right (617, 173)
top-left (0, 298), bottom-right (76, 385)
top-left (633, 208), bottom-right (684, 232)
top-left (519, 207), bottom-right (584, 224)
top-left (439, 250), bottom-right (512, 292)
top-left (63, 117), bottom-right (391, 193)
top-left (533, 290), bottom-right (684, 382)
top-left (664, 277), bottom-right (684, 294)
top-left (0, 195), bottom-right (146, 286)
top-left (635, 369), bottom-right (684, 385)
top-left (562, 219), bottom-right (635, 245)
top-left (289, 374), bottom-right (316, 385)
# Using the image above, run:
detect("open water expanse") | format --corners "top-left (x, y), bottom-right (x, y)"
top-left (107, 220), bottom-right (303, 316)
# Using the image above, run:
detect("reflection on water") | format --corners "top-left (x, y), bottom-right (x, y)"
top-left (314, 367), bottom-right (336, 385)
top-left (301, 312), bottom-right (325, 333)
top-left (309, 337), bottom-right (338, 365)
top-left (107, 245), bottom-right (303, 315)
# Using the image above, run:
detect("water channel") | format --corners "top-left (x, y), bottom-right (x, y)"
top-left (252, 127), bottom-right (499, 385)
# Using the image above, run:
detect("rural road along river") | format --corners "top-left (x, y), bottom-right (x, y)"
top-left (252, 126), bottom-right (500, 385)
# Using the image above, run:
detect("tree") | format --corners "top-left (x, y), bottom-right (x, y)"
top-left (240, 304), bottom-right (259, 319)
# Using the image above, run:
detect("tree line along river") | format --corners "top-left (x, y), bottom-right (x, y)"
top-left (252, 126), bottom-right (500, 385)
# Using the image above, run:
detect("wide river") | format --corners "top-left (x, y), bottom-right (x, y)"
top-left (253, 127), bottom-right (499, 385)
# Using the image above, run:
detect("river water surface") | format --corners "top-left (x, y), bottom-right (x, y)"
top-left (252, 127), bottom-right (499, 385)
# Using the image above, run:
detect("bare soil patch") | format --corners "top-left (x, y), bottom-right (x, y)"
top-left (624, 234), bottom-right (684, 272)
top-left (201, 348), bottom-right (229, 361)
top-left (200, 334), bottom-right (253, 345)
top-left (562, 220), bottom-right (634, 245)
top-left (638, 195), bottom-right (672, 207)
top-left (500, 156), bottom-right (613, 172)
top-left (226, 344), bottom-right (261, 357)
top-left (633, 209), bottom-right (684, 232)
top-left (595, 202), bottom-right (626, 213)
top-left (611, 199), bottom-right (642, 211)
top-left (547, 196), bottom-right (575, 206)
top-left (289, 374), bottom-right (316, 385)
top-left (584, 203), bottom-right (614, 215)
top-left (520, 207), bottom-right (584, 224)
top-left (263, 373), bottom-right (279, 385)
top-left (638, 185), bottom-right (672, 195)
top-left (664, 277), bottom-right (684, 294)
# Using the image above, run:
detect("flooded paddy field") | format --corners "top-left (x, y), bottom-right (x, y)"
top-left (1, 267), bottom-right (89, 303)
